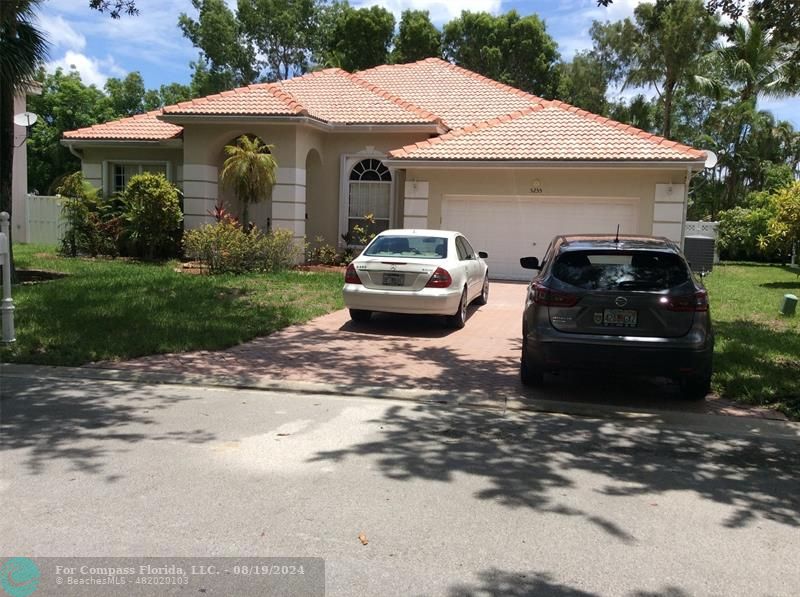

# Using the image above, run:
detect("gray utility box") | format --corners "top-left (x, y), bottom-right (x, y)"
top-left (684, 235), bottom-right (715, 274)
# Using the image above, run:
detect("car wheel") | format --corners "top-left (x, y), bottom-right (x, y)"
top-left (349, 309), bottom-right (372, 323)
top-left (520, 339), bottom-right (544, 387)
top-left (679, 370), bottom-right (711, 401)
top-left (447, 288), bottom-right (468, 329)
top-left (475, 275), bottom-right (489, 305)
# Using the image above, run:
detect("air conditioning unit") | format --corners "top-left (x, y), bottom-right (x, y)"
top-left (684, 235), bottom-right (715, 274)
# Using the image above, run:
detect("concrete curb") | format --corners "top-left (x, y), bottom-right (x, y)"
top-left (3, 363), bottom-right (799, 442)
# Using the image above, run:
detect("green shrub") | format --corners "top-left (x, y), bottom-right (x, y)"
top-left (58, 172), bottom-right (117, 257)
top-left (184, 219), bottom-right (301, 274)
top-left (121, 173), bottom-right (183, 259)
top-left (306, 236), bottom-right (341, 265)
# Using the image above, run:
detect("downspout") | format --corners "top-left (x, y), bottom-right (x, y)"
top-left (66, 142), bottom-right (83, 160)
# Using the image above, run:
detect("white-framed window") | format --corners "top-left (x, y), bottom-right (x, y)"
top-left (110, 162), bottom-right (169, 194)
top-left (347, 158), bottom-right (392, 240)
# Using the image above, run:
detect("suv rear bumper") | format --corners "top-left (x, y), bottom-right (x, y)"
top-left (524, 334), bottom-right (713, 377)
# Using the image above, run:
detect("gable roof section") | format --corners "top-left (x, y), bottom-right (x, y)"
top-left (161, 68), bottom-right (438, 125)
top-left (162, 82), bottom-right (305, 117)
top-left (356, 58), bottom-right (539, 130)
top-left (389, 104), bottom-right (706, 162)
top-left (62, 110), bottom-right (182, 141)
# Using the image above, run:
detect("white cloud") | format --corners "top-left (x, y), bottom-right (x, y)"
top-left (46, 50), bottom-right (126, 88)
top-left (354, 0), bottom-right (502, 24)
top-left (37, 14), bottom-right (86, 51)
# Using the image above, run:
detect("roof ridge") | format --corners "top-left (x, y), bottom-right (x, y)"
top-left (64, 108), bottom-right (164, 135)
top-left (337, 69), bottom-right (444, 127)
top-left (436, 60), bottom-right (546, 105)
top-left (390, 105), bottom-right (540, 158)
top-left (543, 100), bottom-right (705, 159)
top-left (266, 82), bottom-right (308, 115)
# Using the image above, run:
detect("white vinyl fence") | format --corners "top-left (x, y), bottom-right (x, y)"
top-left (24, 194), bottom-right (64, 245)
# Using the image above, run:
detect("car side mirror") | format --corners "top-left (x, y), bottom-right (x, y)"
top-left (520, 256), bottom-right (540, 270)
top-left (478, 251), bottom-right (488, 259)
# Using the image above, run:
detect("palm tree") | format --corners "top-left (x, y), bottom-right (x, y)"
top-left (717, 20), bottom-right (794, 104)
top-left (1, 0), bottom-right (49, 278)
top-left (705, 20), bottom-right (797, 208)
top-left (219, 135), bottom-right (278, 226)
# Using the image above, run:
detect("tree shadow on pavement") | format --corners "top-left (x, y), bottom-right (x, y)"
top-left (0, 376), bottom-right (215, 477)
top-left (309, 403), bottom-right (800, 534)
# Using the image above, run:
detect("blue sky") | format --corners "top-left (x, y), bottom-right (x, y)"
top-left (39, 0), bottom-right (798, 125)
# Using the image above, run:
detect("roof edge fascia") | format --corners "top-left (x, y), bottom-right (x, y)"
top-left (384, 159), bottom-right (707, 171)
top-left (61, 138), bottom-right (184, 148)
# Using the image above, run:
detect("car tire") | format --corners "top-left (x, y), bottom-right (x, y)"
top-left (447, 288), bottom-right (468, 329)
top-left (349, 309), bottom-right (372, 323)
top-left (475, 275), bottom-right (489, 305)
top-left (520, 340), bottom-right (544, 387)
top-left (679, 371), bottom-right (711, 401)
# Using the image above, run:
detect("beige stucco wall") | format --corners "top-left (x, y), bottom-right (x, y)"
top-left (78, 146), bottom-right (184, 196)
top-left (406, 166), bottom-right (691, 238)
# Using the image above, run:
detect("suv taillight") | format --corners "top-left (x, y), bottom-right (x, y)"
top-left (425, 267), bottom-right (452, 288)
top-left (532, 282), bottom-right (579, 307)
top-left (666, 290), bottom-right (709, 312)
top-left (344, 264), bottom-right (362, 285)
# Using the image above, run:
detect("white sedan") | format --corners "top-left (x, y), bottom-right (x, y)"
top-left (343, 229), bottom-right (490, 328)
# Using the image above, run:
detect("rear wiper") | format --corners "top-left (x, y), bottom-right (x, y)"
top-left (617, 280), bottom-right (660, 290)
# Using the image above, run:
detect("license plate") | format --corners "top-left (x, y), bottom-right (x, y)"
top-left (382, 273), bottom-right (404, 286)
top-left (602, 308), bottom-right (637, 327)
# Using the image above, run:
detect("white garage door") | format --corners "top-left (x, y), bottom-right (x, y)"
top-left (442, 195), bottom-right (640, 280)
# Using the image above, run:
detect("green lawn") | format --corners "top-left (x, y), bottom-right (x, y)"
top-left (0, 245), bottom-right (344, 366)
top-left (2, 247), bottom-right (798, 418)
top-left (703, 262), bottom-right (800, 418)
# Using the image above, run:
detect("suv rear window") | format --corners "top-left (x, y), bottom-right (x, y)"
top-left (365, 235), bottom-right (447, 259)
top-left (552, 251), bottom-right (690, 290)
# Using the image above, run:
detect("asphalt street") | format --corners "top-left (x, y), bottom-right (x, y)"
top-left (1, 373), bottom-right (799, 596)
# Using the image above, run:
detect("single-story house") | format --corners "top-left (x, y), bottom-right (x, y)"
top-left (62, 58), bottom-right (708, 280)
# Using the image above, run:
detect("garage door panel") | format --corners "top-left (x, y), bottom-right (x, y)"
top-left (442, 196), bottom-right (639, 281)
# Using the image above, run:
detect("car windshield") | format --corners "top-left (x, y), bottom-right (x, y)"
top-left (552, 250), bottom-right (690, 291)
top-left (364, 235), bottom-right (448, 259)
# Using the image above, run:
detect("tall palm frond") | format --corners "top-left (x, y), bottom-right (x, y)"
top-left (0, 0), bottom-right (49, 91)
top-left (219, 135), bottom-right (278, 225)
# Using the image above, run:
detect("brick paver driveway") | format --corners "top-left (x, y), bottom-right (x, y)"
top-left (92, 282), bottom-right (782, 419)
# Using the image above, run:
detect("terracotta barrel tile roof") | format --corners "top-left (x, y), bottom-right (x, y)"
top-left (62, 57), bottom-right (705, 163)
top-left (62, 110), bottom-right (183, 141)
top-left (162, 83), bottom-right (306, 116)
top-left (389, 106), bottom-right (705, 162)
top-left (356, 58), bottom-right (539, 129)
top-left (280, 69), bottom-right (439, 124)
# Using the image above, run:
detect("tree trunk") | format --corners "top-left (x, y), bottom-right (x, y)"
top-left (661, 80), bottom-right (676, 139)
top-left (0, 80), bottom-right (17, 283)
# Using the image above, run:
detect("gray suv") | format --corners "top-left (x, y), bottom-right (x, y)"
top-left (520, 235), bottom-right (714, 400)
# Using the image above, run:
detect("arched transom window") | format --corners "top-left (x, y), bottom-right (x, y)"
top-left (348, 158), bottom-right (391, 239)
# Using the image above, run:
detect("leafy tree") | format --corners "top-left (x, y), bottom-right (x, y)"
top-left (105, 71), bottom-right (147, 116)
top-left (591, 0), bottom-right (719, 138)
top-left (319, 2), bottom-right (395, 72)
top-left (89, 0), bottom-right (138, 18)
top-left (220, 135), bottom-right (278, 225)
top-left (142, 82), bottom-right (193, 111)
top-left (122, 172), bottom-right (183, 259)
top-left (27, 68), bottom-right (114, 194)
top-left (393, 10), bottom-right (441, 64)
top-left (443, 10), bottom-right (560, 97)
top-left (237, 0), bottom-right (318, 80)
top-left (606, 94), bottom-right (658, 132)
top-left (179, 0), bottom-right (256, 94)
top-left (768, 182), bottom-right (800, 257)
top-left (556, 52), bottom-right (608, 114)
